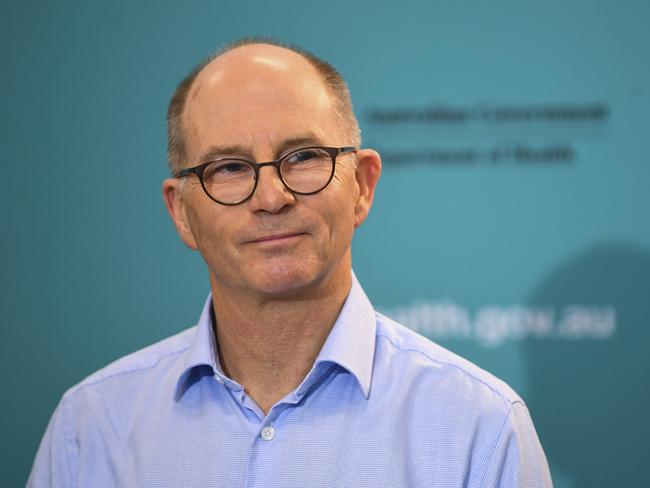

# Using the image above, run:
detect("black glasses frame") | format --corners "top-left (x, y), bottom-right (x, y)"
top-left (176, 146), bottom-right (357, 206)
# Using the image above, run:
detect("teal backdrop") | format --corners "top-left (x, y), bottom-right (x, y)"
top-left (3, 1), bottom-right (649, 486)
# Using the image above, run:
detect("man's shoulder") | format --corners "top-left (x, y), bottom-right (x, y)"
top-left (62, 326), bottom-right (196, 401)
top-left (374, 311), bottom-right (523, 406)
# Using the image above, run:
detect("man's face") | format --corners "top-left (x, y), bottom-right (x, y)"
top-left (163, 45), bottom-right (379, 298)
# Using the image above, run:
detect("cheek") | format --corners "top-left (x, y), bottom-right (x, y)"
top-left (185, 201), bottom-right (229, 255)
top-left (318, 190), bottom-right (358, 247)
top-left (329, 171), bottom-right (360, 223)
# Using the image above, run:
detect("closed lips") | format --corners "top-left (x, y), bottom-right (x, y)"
top-left (247, 232), bottom-right (306, 243)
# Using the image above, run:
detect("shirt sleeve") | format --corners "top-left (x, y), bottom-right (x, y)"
top-left (479, 401), bottom-right (553, 488)
top-left (27, 398), bottom-right (76, 488)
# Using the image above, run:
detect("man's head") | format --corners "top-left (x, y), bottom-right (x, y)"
top-left (166, 39), bottom-right (361, 177)
top-left (162, 40), bottom-right (381, 299)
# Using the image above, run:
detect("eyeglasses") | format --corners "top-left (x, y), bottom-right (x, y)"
top-left (176, 146), bottom-right (357, 205)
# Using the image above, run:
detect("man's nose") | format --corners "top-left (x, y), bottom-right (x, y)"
top-left (248, 165), bottom-right (296, 213)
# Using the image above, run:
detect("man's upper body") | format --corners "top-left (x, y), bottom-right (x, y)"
top-left (29, 40), bottom-right (552, 487)
top-left (29, 275), bottom-right (551, 487)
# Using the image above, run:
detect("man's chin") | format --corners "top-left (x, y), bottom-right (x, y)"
top-left (245, 263), bottom-right (327, 300)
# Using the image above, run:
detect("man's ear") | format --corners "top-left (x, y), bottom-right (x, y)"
top-left (162, 178), bottom-right (199, 250)
top-left (353, 149), bottom-right (382, 228)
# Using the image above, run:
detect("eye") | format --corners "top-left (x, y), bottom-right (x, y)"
top-left (218, 161), bottom-right (248, 173)
top-left (285, 149), bottom-right (322, 163)
top-left (204, 160), bottom-right (252, 181)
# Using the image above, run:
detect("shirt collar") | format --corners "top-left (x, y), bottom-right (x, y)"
top-left (310, 272), bottom-right (376, 398)
top-left (173, 294), bottom-right (219, 401)
top-left (174, 272), bottom-right (377, 400)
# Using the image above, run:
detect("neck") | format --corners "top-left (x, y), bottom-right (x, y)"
top-left (209, 264), bottom-right (352, 415)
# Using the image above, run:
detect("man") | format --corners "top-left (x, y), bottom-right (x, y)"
top-left (29, 39), bottom-right (552, 487)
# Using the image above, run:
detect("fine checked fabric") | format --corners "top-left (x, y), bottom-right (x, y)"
top-left (28, 274), bottom-right (552, 487)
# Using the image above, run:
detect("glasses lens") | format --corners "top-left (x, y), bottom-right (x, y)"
top-left (280, 148), bottom-right (334, 193)
top-left (202, 159), bottom-right (255, 204)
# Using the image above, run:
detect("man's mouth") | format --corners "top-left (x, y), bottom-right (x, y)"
top-left (245, 232), bottom-right (307, 244)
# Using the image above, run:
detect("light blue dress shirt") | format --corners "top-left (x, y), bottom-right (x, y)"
top-left (29, 275), bottom-right (552, 487)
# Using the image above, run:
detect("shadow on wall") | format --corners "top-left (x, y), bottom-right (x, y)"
top-left (525, 243), bottom-right (650, 487)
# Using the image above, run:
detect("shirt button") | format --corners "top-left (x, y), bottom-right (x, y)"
top-left (260, 425), bottom-right (275, 441)
top-left (214, 374), bottom-right (224, 384)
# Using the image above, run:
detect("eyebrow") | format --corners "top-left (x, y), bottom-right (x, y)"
top-left (198, 134), bottom-right (325, 163)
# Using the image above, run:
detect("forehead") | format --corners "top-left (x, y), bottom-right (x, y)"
top-left (182, 45), bottom-right (340, 161)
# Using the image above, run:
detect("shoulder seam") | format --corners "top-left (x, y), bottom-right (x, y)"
top-left (64, 343), bottom-right (191, 398)
top-left (60, 395), bottom-right (75, 485)
top-left (375, 329), bottom-right (519, 406)
top-left (476, 401), bottom-right (514, 488)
